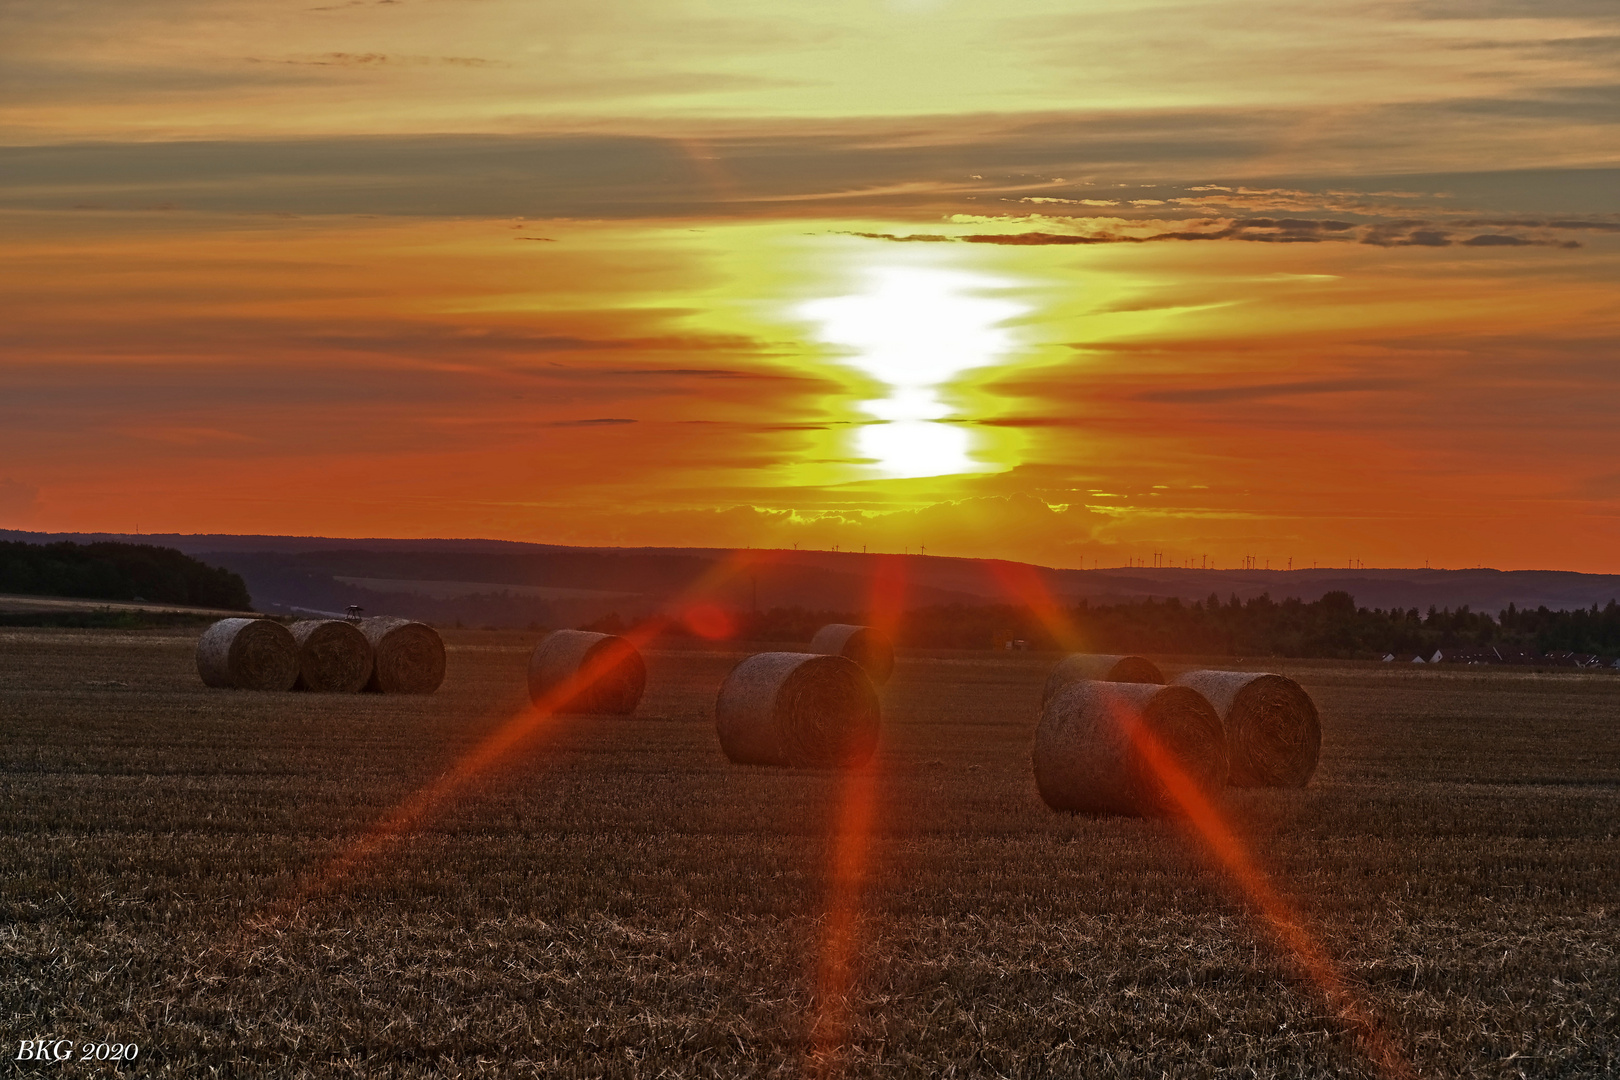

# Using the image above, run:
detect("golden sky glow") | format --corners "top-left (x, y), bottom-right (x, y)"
top-left (2, 1), bottom-right (1619, 569)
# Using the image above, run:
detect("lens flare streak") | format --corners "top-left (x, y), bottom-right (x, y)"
top-left (995, 564), bottom-right (1413, 1080)
top-left (808, 554), bottom-right (908, 1075)
top-left (270, 621), bottom-right (665, 914)
top-left (1125, 717), bottom-right (1414, 1079)
top-left (254, 550), bottom-right (781, 920)
top-left (809, 761), bottom-right (881, 1075)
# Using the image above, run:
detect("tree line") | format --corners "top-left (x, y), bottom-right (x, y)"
top-left (0, 541), bottom-right (252, 611)
top-left (644, 590), bottom-right (1620, 659)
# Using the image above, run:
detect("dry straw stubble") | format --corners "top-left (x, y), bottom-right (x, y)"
top-left (195, 617), bottom-right (300, 691)
top-left (1041, 653), bottom-right (1165, 707)
top-left (1173, 670), bottom-right (1321, 787)
top-left (809, 622), bottom-right (896, 685)
top-left (528, 629), bottom-right (647, 715)
top-left (361, 617), bottom-right (446, 694)
top-left (716, 652), bottom-right (880, 768)
top-left (1034, 680), bottom-right (1227, 816)
top-left (289, 619), bottom-right (374, 693)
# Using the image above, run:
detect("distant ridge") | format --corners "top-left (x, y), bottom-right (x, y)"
top-left (0, 531), bottom-right (576, 556)
top-left (5, 530), bottom-right (1618, 627)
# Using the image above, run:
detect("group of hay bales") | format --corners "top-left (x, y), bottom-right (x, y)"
top-left (196, 616), bottom-right (445, 694)
top-left (526, 622), bottom-right (895, 770)
top-left (1035, 653), bottom-right (1321, 817)
top-left (204, 613), bottom-right (1320, 818)
top-left (524, 629), bottom-right (1320, 818)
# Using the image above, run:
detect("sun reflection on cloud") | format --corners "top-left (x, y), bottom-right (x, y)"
top-left (798, 265), bottom-right (1028, 479)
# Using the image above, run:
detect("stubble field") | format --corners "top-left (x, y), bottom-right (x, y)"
top-left (1, 628), bottom-right (1617, 1077)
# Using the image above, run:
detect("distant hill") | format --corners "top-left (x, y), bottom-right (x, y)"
top-left (5, 530), bottom-right (1618, 629)
top-left (0, 539), bottom-right (251, 611)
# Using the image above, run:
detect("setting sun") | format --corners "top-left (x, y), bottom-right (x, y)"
top-left (797, 264), bottom-right (1029, 479)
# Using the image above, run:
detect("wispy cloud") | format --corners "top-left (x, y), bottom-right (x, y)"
top-left (4, 130), bottom-right (1619, 222)
top-left (542, 418), bottom-right (637, 427)
top-left (1404, 0), bottom-right (1620, 20)
top-left (251, 53), bottom-right (499, 68)
top-left (848, 215), bottom-right (1585, 249)
top-left (1137, 378), bottom-right (1414, 405)
top-left (307, 0), bottom-right (401, 11)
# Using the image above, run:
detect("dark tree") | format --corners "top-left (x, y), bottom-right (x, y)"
top-left (0, 541), bottom-right (252, 610)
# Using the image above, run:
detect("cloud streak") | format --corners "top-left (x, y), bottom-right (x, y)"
top-left (1137, 378), bottom-right (1414, 405)
top-left (250, 53), bottom-right (500, 68)
top-left (850, 216), bottom-right (1586, 249)
top-left (4, 130), bottom-right (1619, 222)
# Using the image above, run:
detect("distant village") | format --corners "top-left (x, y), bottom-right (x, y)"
top-left (1386, 647), bottom-right (1617, 668)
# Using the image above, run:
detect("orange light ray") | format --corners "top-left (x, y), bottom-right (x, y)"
top-left (865, 553), bottom-right (909, 642)
top-left (673, 137), bottom-right (745, 206)
top-left (808, 554), bottom-right (907, 1075)
top-left (988, 560), bottom-right (1086, 652)
top-left (264, 615), bottom-right (670, 918)
top-left (808, 760), bottom-right (880, 1075)
top-left (256, 548), bottom-right (783, 923)
top-left (1124, 715), bottom-right (1413, 1079)
top-left (996, 565), bottom-right (1414, 1079)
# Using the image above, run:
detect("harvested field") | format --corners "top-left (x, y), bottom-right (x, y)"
top-left (1, 630), bottom-right (1617, 1077)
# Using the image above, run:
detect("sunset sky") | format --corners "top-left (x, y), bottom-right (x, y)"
top-left (3, 0), bottom-right (1618, 570)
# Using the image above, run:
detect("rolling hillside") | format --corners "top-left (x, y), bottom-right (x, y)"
top-left (7, 531), bottom-right (1619, 629)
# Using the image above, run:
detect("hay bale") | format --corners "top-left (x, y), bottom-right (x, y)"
top-left (195, 617), bottom-right (299, 691)
top-left (1041, 653), bottom-right (1164, 707)
top-left (809, 623), bottom-right (895, 685)
top-left (361, 617), bottom-right (445, 694)
top-left (1172, 670), bottom-right (1321, 787)
top-left (716, 652), bottom-right (881, 768)
top-left (1033, 680), bottom-right (1227, 816)
top-left (528, 629), bottom-right (646, 715)
top-left (289, 619), bottom-right (373, 693)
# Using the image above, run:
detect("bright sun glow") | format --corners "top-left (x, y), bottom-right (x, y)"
top-left (798, 265), bottom-right (1028, 479)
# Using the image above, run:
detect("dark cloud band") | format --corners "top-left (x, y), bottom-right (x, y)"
top-left (3, 127), bottom-right (1617, 221)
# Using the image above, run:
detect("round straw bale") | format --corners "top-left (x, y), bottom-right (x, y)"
top-left (1041, 653), bottom-right (1164, 707)
top-left (716, 652), bottom-right (881, 768)
top-left (809, 623), bottom-right (895, 685)
top-left (289, 619), bottom-right (373, 693)
top-left (1172, 670), bottom-right (1321, 787)
top-left (361, 617), bottom-right (445, 694)
top-left (528, 629), bottom-right (646, 715)
top-left (1033, 681), bottom-right (1227, 816)
top-left (195, 617), bottom-right (299, 691)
